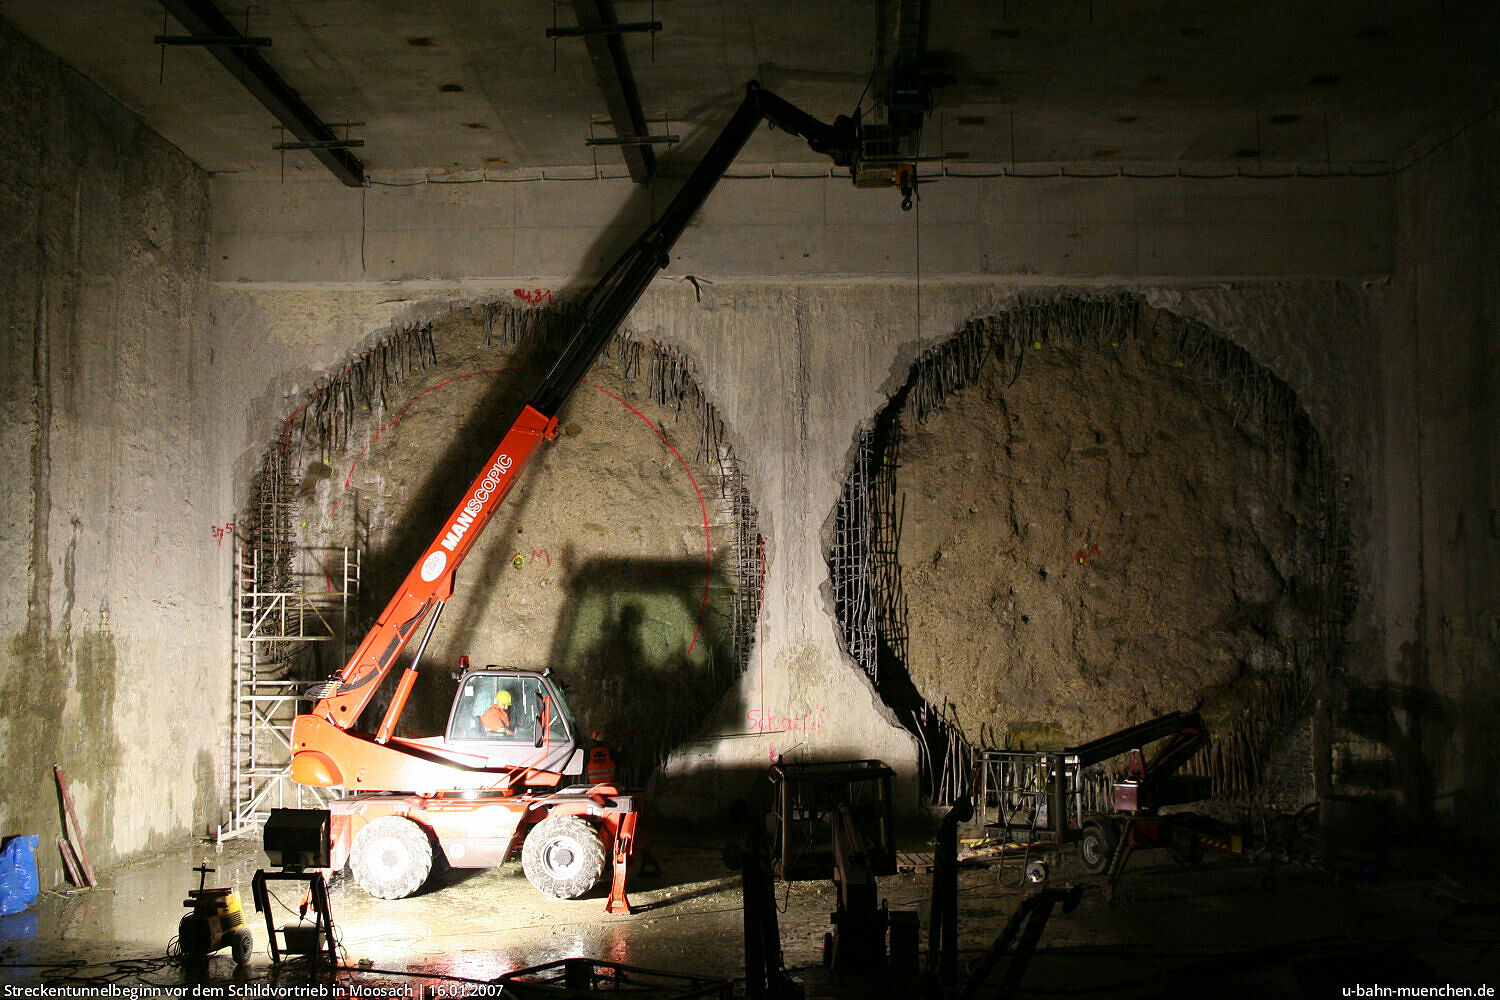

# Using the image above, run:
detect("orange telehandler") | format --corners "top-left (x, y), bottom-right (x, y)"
top-left (288, 81), bottom-right (915, 904)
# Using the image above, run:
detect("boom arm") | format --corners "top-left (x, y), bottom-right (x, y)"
top-left (305, 83), bottom-right (859, 740)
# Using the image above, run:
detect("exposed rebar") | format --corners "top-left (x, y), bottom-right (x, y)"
top-left (830, 293), bottom-right (1354, 807)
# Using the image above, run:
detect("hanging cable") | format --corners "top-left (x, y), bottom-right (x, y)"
top-left (914, 181), bottom-right (923, 356)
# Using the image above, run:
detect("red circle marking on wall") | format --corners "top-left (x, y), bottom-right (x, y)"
top-left (331, 364), bottom-right (713, 655)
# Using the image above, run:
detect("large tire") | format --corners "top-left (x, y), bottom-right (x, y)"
top-left (522, 815), bottom-right (606, 899)
top-left (350, 816), bottom-right (434, 899)
top-left (1078, 820), bottom-right (1118, 875)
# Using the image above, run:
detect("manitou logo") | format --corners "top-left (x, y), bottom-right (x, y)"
top-left (419, 549), bottom-right (447, 583)
top-left (439, 453), bottom-right (514, 553)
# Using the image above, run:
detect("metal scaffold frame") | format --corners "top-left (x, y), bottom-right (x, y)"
top-left (230, 541), bottom-right (359, 837)
top-left (972, 750), bottom-right (1111, 843)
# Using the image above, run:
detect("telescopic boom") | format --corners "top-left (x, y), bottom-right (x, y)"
top-left (304, 84), bottom-right (860, 743)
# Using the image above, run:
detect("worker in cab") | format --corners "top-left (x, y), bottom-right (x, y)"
top-left (481, 687), bottom-right (514, 736)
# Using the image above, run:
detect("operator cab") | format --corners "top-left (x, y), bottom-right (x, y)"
top-left (444, 668), bottom-right (583, 775)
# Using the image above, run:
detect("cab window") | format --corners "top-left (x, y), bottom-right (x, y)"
top-left (449, 675), bottom-right (568, 744)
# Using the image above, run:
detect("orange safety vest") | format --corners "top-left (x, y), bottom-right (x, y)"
top-left (481, 704), bottom-right (511, 733)
top-left (586, 746), bottom-right (616, 786)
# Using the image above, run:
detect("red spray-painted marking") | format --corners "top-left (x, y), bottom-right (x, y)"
top-left (593, 385), bottom-right (712, 659)
top-left (513, 288), bottom-right (553, 306)
top-left (327, 356), bottom-right (714, 658)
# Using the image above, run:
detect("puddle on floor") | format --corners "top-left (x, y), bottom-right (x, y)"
top-left (1, 830), bottom-right (1494, 999)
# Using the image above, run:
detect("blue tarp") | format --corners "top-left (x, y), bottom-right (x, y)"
top-left (0, 835), bottom-right (39, 915)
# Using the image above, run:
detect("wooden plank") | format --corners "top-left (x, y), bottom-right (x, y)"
top-left (53, 765), bottom-right (97, 887)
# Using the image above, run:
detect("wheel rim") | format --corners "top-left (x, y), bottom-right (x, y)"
top-left (368, 835), bottom-right (411, 881)
top-left (543, 838), bottom-right (583, 879)
top-left (1082, 835), bottom-right (1102, 866)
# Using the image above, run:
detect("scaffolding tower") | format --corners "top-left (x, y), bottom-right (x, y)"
top-left (230, 541), bottom-right (359, 836)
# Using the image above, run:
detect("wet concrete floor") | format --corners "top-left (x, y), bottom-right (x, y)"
top-left (2, 827), bottom-right (1496, 998)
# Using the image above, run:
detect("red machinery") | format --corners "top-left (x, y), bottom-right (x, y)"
top-left (289, 82), bottom-right (902, 904)
top-left (971, 711), bottom-right (1221, 885)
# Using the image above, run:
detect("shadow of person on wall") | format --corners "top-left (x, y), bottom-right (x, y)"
top-left (547, 555), bottom-right (744, 789)
top-left (606, 602), bottom-right (647, 669)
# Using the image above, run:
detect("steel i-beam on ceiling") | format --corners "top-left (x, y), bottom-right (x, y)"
top-left (158, 0), bottom-right (365, 187)
top-left (569, 0), bottom-right (656, 183)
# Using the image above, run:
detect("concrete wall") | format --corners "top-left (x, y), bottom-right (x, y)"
top-left (209, 165), bottom-right (1400, 822)
top-left (211, 168), bottom-right (1392, 286)
top-left (9, 0), bottom-right (1490, 861)
top-left (0, 19), bottom-right (221, 878)
top-left (1377, 111), bottom-right (1500, 839)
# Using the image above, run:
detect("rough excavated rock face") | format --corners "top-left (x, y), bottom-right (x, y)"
top-left (896, 324), bottom-right (1327, 752)
top-left (290, 307), bottom-right (747, 781)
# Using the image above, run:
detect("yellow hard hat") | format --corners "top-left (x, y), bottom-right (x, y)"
top-left (494, 689), bottom-right (512, 707)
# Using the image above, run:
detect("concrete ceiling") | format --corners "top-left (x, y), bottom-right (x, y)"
top-left (2, 0), bottom-right (1497, 182)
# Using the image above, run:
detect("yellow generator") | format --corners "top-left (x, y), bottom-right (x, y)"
top-left (179, 865), bottom-right (253, 965)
